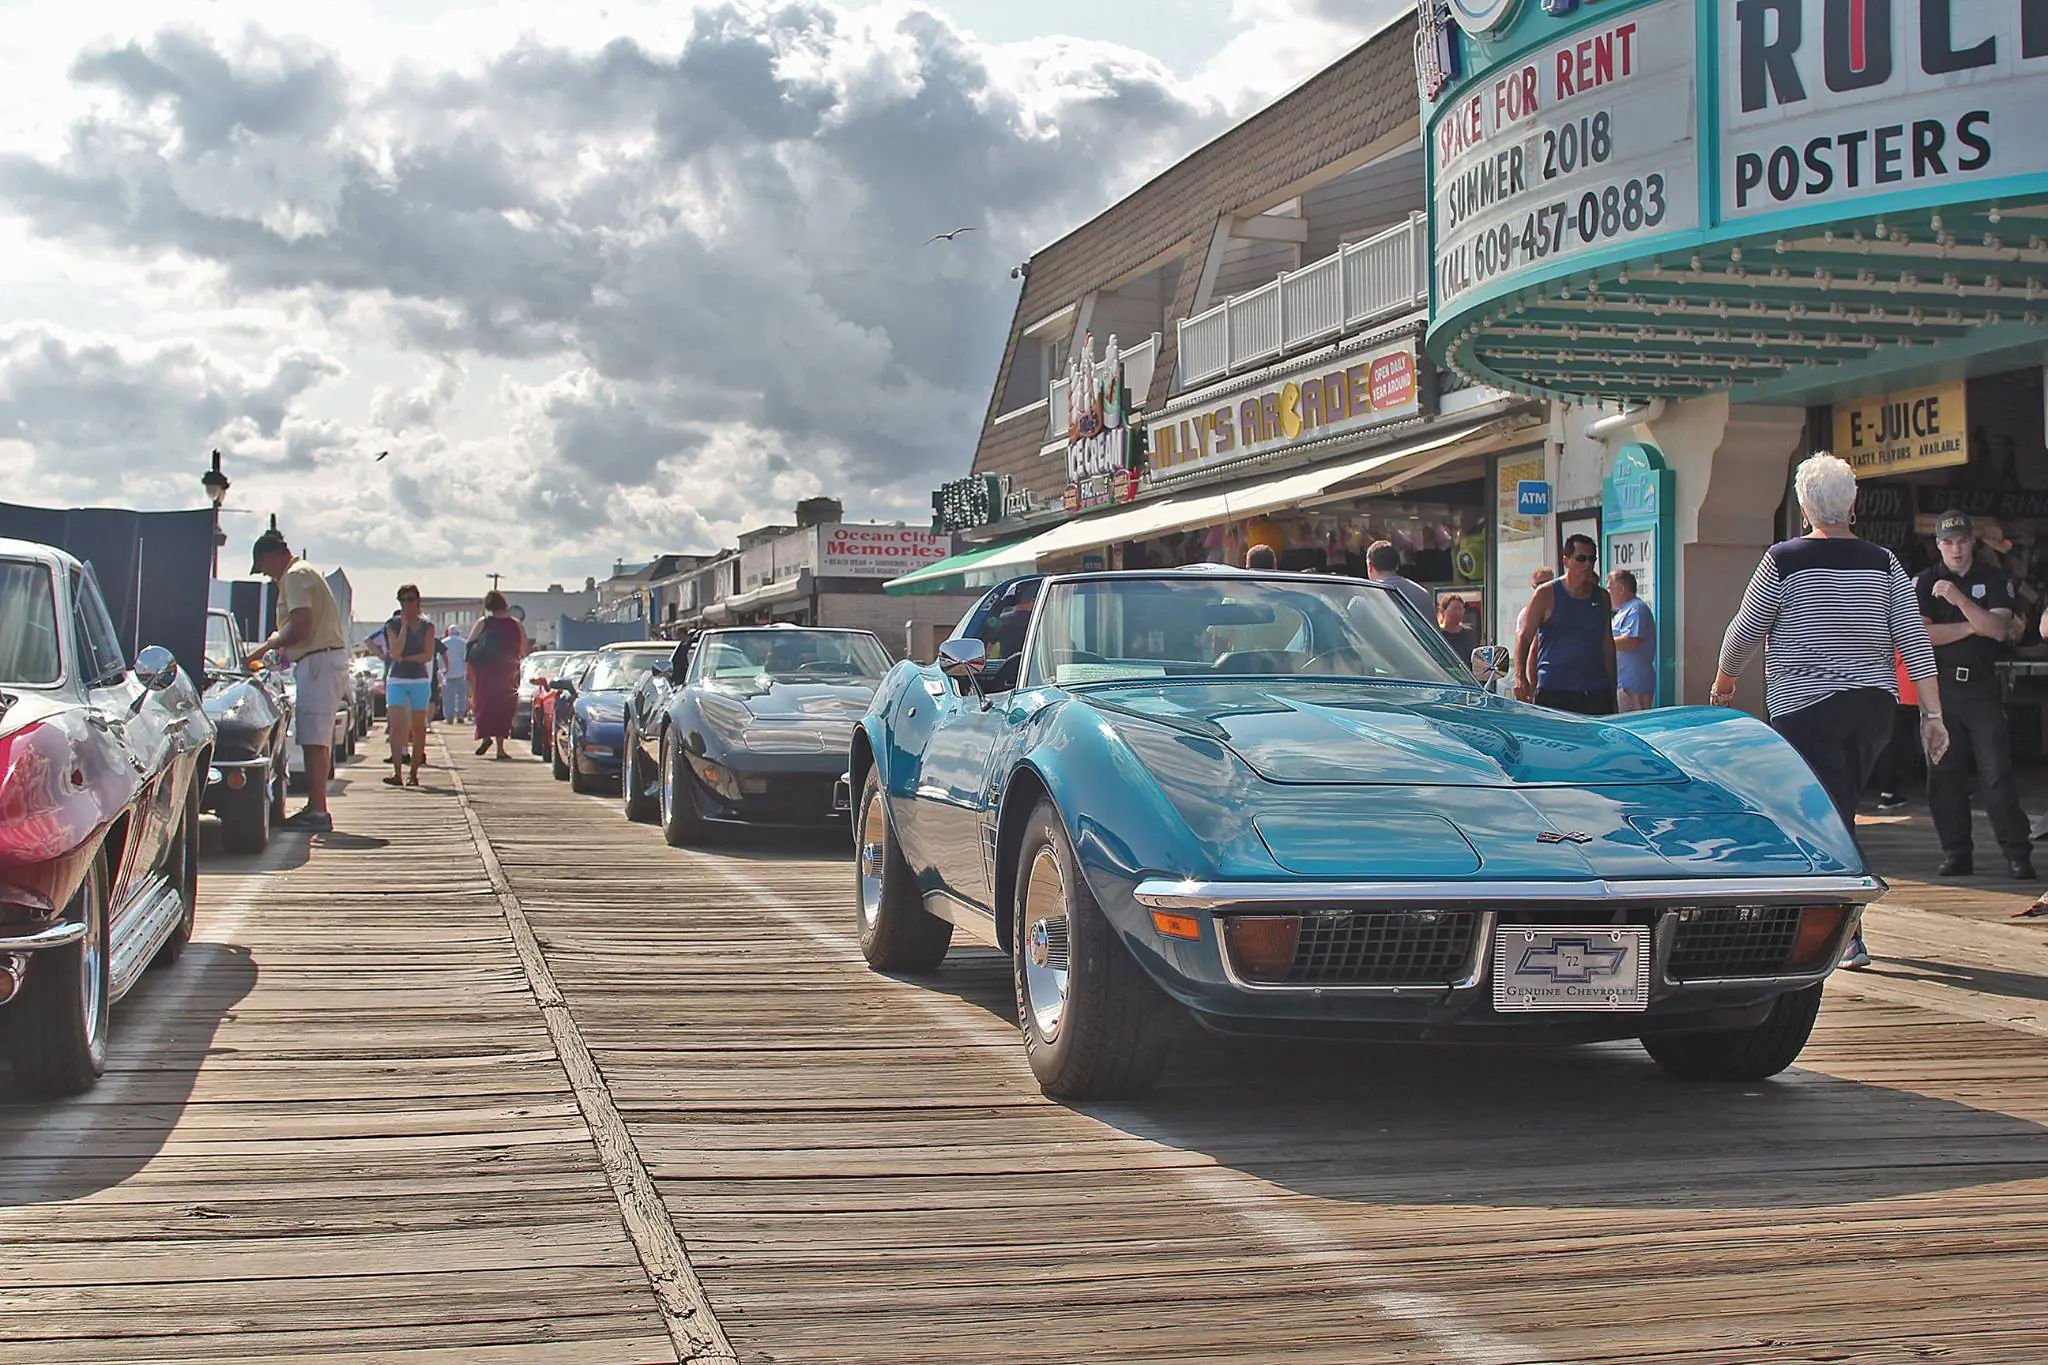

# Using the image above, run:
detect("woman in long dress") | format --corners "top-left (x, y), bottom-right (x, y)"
top-left (468, 591), bottom-right (529, 759)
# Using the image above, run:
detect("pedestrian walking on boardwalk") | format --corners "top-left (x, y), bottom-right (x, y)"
top-left (1365, 540), bottom-right (1434, 620)
top-left (1918, 510), bottom-right (2035, 881)
top-left (246, 528), bottom-right (349, 833)
top-left (440, 623), bottom-right (469, 722)
top-left (1711, 453), bottom-right (1949, 970)
top-left (382, 586), bottom-right (435, 787)
top-left (1513, 534), bottom-right (1616, 715)
top-left (1609, 569), bottom-right (1656, 711)
top-left (467, 591), bottom-right (528, 759)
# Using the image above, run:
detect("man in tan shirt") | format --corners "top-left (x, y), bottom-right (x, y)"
top-left (246, 529), bottom-right (347, 832)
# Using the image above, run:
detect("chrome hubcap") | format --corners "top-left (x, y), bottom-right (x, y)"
top-left (660, 741), bottom-right (672, 821)
top-left (858, 791), bottom-right (886, 930)
top-left (1020, 849), bottom-right (1070, 1041)
top-left (80, 878), bottom-right (103, 1052)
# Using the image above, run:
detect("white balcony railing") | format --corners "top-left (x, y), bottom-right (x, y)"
top-left (1046, 332), bottom-right (1161, 440)
top-left (1175, 211), bottom-right (1428, 390)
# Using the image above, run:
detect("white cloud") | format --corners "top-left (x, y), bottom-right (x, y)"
top-left (0, 0), bottom-right (1363, 603)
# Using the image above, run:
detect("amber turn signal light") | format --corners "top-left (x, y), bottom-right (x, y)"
top-left (1789, 905), bottom-right (1850, 970)
top-left (1222, 915), bottom-right (1301, 982)
top-left (1149, 910), bottom-right (1203, 941)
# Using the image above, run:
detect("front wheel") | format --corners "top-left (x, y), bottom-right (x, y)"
top-left (551, 727), bottom-right (571, 782)
top-left (622, 719), bottom-right (657, 823)
top-left (1012, 799), bottom-right (1176, 1100)
top-left (659, 732), bottom-right (716, 848)
top-left (855, 769), bottom-right (951, 972)
top-left (8, 853), bottom-right (111, 1095)
top-left (1641, 983), bottom-right (1824, 1082)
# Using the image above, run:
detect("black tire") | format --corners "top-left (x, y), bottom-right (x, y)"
top-left (1011, 799), bottom-right (1176, 1099)
top-left (1641, 984), bottom-right (1824, 1082)
top-left (551, 728), bottom-right (571, 782)
top-left (659, 731), bottom-right (718, 848)
top-left (622, 718), bottom-right (658, 823)
top-left (152, 792), bottom-right (201, 968)
top-left (220, 770), bottom-right (272, 855)
top-left (270, 753), bottom-right (289, 822)
top-left (855, 768), bottom-right (951, 972)
top-left (528, 713), bottom-right (544, 756)
top-left (8, 853), bottom-right (111, 1096)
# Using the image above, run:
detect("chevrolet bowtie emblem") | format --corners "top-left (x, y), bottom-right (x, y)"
top-left (1537, 830), bottom-right (1594, 844)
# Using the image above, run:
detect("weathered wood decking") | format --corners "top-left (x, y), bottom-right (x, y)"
top-left (3, 740), bottom-right (2046, 1363)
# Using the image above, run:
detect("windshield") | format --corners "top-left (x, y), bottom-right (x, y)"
top-left (1024, 575), bottom-right (1469, 689)
top-left (584, 651), bottom-right (666, 692)
top-left (0, 560), bottom-right (61, 686)
top-left (692, 630), bottom-right (891, 685)
top-left (204, 613), bottom-right (243, 674)
top-left (523, 652), bottom-right (569, 681)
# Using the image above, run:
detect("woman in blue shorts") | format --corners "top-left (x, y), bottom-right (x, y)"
top-left (383, 585), bottom-right (436, 787)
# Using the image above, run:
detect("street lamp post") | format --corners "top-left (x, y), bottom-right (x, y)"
top-left (201, 450), bottom-right (231, 579)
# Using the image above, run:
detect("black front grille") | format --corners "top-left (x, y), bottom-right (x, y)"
top-left (1667, 907), bottom-right (1802, 980)
top-left (1284, 911), bottom-right (1480, 985)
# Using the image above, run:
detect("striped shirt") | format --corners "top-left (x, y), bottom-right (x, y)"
top-left (1718, 536), bottom-right (1937, 719)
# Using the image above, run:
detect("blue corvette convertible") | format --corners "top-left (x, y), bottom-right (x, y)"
top-left (549, 643), bottom-right (671, 794)
top-left (852, 567), bottom-right (1884, 1100)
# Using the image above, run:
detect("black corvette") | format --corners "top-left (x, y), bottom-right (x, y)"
top-left (622, 626), bottom-right (889, 845)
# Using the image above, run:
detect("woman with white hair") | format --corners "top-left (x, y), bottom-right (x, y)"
top-left (1713, 452), bottom-right (1948, 969)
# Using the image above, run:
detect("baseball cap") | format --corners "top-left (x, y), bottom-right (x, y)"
top-left (1934, 510), bottom-right (1972, 541)
top-left (250, 528), bottom-right (290, 572)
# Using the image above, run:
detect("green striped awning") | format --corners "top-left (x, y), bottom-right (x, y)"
top-left (884, 537), bottom-right (1039, 596)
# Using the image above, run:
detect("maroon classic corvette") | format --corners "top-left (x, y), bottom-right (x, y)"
top-left (0, 538), bottom-right (213, 1096)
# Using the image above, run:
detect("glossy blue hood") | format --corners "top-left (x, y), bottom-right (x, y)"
top-left (1085, 680), bottom-right (1685, 787)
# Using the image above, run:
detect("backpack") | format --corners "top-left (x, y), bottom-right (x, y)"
top-left (467, 620), bottom-right (502, 668)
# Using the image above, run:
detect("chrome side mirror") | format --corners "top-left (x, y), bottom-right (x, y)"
top-left (936, 637), bottom-right (987, 681)
top-left (134, 645), bottom-right (181, 692)
top-left (1469, 644), bottom-right (1510, 685)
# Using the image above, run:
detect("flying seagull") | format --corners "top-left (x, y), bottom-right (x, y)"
top-left (925, 227), bottom-right (976, 245)
top-left (375, 450), bottom-right (390, 461)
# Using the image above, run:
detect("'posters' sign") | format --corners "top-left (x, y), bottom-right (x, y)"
top-left (1431, 0), bottom-right (1700, 312)
top-left (818, 525), bottom-right (949, 579)
top-left (1833, 380), bottom-right (1970, 478)
top-left (1720, 0), bottom-right (2048, 218)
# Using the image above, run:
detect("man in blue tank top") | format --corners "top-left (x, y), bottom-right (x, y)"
top-left (1512, 534), bottom-right (1617, 716)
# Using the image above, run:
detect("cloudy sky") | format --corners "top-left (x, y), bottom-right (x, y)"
top-left (0, 0), bottom-right (1394, 608)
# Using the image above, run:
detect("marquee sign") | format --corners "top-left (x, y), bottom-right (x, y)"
top-left (1422, 0), bottom-right (2048, 404)
top-left (1431, 0), bottom-right (1700, 314)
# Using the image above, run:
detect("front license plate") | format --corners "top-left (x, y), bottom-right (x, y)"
top-left (1492, 926), bottom-right (1651, 1013)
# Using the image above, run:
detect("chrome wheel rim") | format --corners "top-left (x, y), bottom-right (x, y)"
top-left (857, 789), bottom-right (886, 930)
top-left (1020, 847), bottom-right (1071, 1042)
top-left (660, 739), bottom-right (673, 824)
top-left (80, 876), bottom-right (104, 1053)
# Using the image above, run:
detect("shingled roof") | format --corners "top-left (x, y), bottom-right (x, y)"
top-left (969, 15), bottom-right (1423, 499)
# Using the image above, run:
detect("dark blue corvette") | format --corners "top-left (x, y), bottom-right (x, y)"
top-left (549, 644), bottom-right (670, 794)
top-left (852, 568), bottom-right (1884, 1100)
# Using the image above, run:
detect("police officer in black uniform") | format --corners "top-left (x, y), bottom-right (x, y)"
top-left (1918, 510), bottom-right (2035, 880)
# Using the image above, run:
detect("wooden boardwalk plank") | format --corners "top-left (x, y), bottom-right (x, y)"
top-left (0, 746), bottom-right (675, 1364)
top-left (455, 749), bottom-right (2048, 1365)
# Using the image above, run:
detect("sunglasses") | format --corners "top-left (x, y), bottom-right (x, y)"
top-left (1569, 553), bottom-right (1597, 564)
top-left (399, 596), bottom-right (420, 604)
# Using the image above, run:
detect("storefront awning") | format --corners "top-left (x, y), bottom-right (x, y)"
top-left (1024, 425), bottom-right (1486, 566)
top-left (884, 538), bottom-right (1039, 596)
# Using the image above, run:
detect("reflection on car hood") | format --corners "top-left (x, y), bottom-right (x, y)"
top-left (1084, 680), bottom-right (1686, 788)
top-left (701, 677), bottom-right (879, 720)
